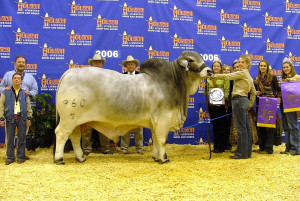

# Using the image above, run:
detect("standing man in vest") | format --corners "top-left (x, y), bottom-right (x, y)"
top-left (0, 56), bottom-right (38, 160)
top-left (120, 55), bottom-right (144, 155)
top-left (81, 53), bottom-right (112, 155)
top-left (0, 73), bottom-right (33, 165)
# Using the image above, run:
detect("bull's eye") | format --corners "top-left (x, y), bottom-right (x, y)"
top-left (188, 59), bottom-right (194, 62)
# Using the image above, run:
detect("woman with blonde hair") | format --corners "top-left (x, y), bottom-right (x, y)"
top-left (280, 58), bottom-right (300, 155)
top-left (211, 55), bottom-right (256, 159)
top-left (253, 59), bottom-right (280, 154)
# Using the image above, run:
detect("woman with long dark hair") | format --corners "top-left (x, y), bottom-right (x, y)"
top-left (280, 58), bottom-right (300, 155)
top-left (253, 59), bottom-right (279, 154)
top-left (205, 59), bottom-right (230, 153)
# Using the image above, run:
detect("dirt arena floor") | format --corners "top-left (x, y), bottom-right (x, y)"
top-left (0, 144), bottom-right (299, 201)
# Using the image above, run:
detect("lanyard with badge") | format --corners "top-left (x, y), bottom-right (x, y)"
top-left (12, 87), bottom-right (20, 119)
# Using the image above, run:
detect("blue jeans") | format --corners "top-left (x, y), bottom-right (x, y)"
top-left (5, 117), bottom-right (27, 162)
top-left (232, 97), bottom-right (252, 158)
top-left (282, 111), bottom-right (300, 154)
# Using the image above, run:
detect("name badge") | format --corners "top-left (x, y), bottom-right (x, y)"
top-left (14, 107), bottom-right (18, 120)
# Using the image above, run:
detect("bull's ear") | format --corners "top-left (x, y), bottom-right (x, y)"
top-left (178, 59), bottom-right (189, 71)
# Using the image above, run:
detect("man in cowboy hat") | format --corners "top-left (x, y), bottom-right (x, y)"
top-left (88, 53), bottom-right (106, 67)
top-left (81, 53), bottom-right (112, 155)
top-left (120, 55), bottom-right (144, 154)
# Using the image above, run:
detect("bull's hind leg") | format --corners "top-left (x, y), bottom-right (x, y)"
top-left (54, 124), bottom-right (71, 165)
top-left (69, 126), bottom-right (86, 163)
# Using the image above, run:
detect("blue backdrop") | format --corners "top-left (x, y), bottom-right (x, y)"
top-left (1, 0), bottom-right (300, 146)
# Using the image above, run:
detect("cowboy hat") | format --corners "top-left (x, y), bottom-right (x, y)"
top-left (122, 55), bottom-right (139, 66)
top-left (88, 54), bottom-right (106, 65)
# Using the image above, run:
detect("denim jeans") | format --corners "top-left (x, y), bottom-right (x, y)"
top-left (5, 117), bottom-right (27, 162)
top-left (232, 97), bottom-right (252, 158)
top-left (281, 111), bottom-right (300, 154)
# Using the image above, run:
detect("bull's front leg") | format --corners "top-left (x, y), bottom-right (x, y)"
top-left (152, 122), bottom-right (170, 164)
top-left (151, 129), bottom-right (159, 162)
top-left (69, 126), bottom-right (86, 163)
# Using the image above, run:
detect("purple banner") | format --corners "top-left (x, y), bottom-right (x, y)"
top-left (257, 97), bottom-right (278, 128)
top-left (281, 81), bottom-right (300, 112)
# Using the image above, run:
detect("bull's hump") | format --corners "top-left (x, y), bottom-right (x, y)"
top-left (140, 58), bottom-right (169, 73)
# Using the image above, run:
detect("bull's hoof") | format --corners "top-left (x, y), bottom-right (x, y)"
top-left (54, 158), bottom-right (65, 165)
top-left (76, 157), bottom-right (86, 163)
top-left (152, 156), bottom-right (159, 162)
top-left (158, 158), bottom-right (170, 164)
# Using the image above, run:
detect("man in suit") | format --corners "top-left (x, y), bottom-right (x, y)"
top-left (120, 55), bottom-right (144, 154)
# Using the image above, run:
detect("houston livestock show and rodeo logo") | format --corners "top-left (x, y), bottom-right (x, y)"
top-left (188, 97), bottom-right (195, 109)
top-left (16, 0), bottom-right (40, 15)
top-left (219, 9), bottom-right (239, 24)
top-left (284, 0), bottom-right (300, 13)
top-left (145, 46), bottom-right (169, 61)
top-left (265, 38), bottom-right (285, 54)
top-left (68, 30), bottom-right (92, 46)
top-left (220, 36), bottom-right (241, 52)
top-left (42, 13), bottom-right (66, 30)
top-left (171, 5), bottom-right (193, 21)
top-left (171, 33), bottom-right (194, 50)
top-left (0, 15), bottom-right (12, 28)
top-left (14, 28), bottom-right (39, 45)
top-left (120, 31), bottom-right (144, 47)
top-left (242, 22), bottom-right (262, 38)
top-left (39, 74), bottom-right (59, 91)
top-left (25, 62), bottom-right (37, 75)
top-left (196, 19), bottom-right (217, 36)
top-left (121, 3), bottom-right (144, 18)
top-left (146, 16), bottom-right (169, 33)
top-left (174, 127), bottom-right (196, 139)
top-left (288, 52), bottom-right (300, 67)
top-left (66, 59), bottom-right (89, 69)
top-left (0, 46), bottom-right (10, 59)
top-left (242, 0), bottom-right (261, 11)
top-left (196, 0), bottom-right (216, 8)
top-left (197, 107), bottom-right (210, 124)
top-left (95, 14), bottom-right (118, 31)
top-left (69, 0), bottom-right (92, 16)
top-left (286, 25), bottom-right (300, 39)
top-left (264, 12), bottom-right (283, 27)
top-left (41, 43), bottom-right (65, 60)
top-left (245, 50), bottom-right (264, 66)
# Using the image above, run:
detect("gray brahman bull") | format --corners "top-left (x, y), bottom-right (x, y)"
top-left (54, 51), bottom-right (209, 164)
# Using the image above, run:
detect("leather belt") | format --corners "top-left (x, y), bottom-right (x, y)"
top-left (232, 95), bottom-right (246, 99)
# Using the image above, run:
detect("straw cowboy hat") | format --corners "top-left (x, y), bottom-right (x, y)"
top-left (122, 55), bottom-right (140, 66)
top-left (88, 53), bottom-right (106, 65)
